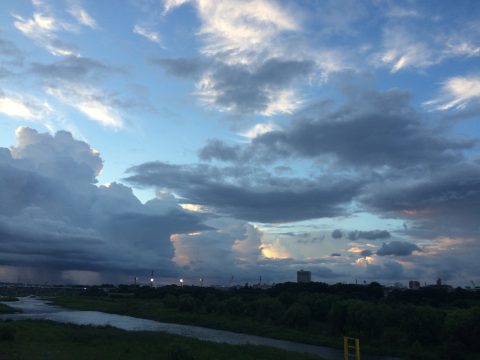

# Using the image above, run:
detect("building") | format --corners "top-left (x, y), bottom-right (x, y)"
top-left (297, 270), bottom-right (311, 283)
top-left (409, 280), bottom-right (421, 289)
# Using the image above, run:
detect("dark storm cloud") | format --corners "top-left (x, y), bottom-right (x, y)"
top-left (360, 249), bottom-right (373, 257)
top-left (376, 241), bottom-right (421, 256)
top-left (151, 57), bottom-right (315, 115)
top-left (362, 161), bottom-right (480, 237)
top-left (199, 139), bottom-right (241, 162)
top-left (365, 260), bottom-right (405, 280)
top-left (199, 90), bottom-right (473, 168)
top-left (296, 233), bottom-right (325, 244)
top-left (0, 128), bottom-right (209, 280)
top-left (348, 230), bottom-right (391, 241)
top-left (331, 229), bottom-right (343, 239)
top-left (125, 161), bottom-right (363, 223)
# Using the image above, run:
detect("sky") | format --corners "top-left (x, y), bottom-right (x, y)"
top-left (0, 0), bottom-right (480, 286)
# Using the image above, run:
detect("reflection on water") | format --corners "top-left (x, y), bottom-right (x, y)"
top-left (0, 297), bottom-right (402, 360)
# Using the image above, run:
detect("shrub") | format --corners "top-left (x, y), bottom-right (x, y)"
top-left (224, 297), bottom-right (244, 316)
top-left (163, 294), bottom-right (178, 309)
top-left (282, 303), bottom-right (311, 328)
top-left (0, 325), bottom-right (16, 341)
top-left (166, 340), bottom-right (196, 360)
top-left (178, 295), bottom-right (196, 313)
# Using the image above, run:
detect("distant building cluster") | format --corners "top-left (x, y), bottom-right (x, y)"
top-left (409, 280), bottom-right (420, 289)
top-left (297, 270), bottom-right (311, 283)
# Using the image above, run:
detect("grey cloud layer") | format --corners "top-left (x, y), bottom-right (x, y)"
top-left (151, 57), bottom-right (314, 115)
top-left (125, 162), bottom-right (362, 223)
top-left (0, 127), bottom-right (209, 281)
top-left (376, 241), bottom-right (421, 256)
top-left (125, 87), bottom-right (480, 283)
top-left (199, 90), bottom-right (472, 168)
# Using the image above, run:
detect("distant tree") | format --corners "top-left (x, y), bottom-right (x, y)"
top-left (224, 296), bottom-right (244, 316)
top-left (163, 294), bottom-right (178, 309)
top-left (202, 294), bottom-right (220, 313)
top-left (327, 301), bottom-right (347, 335)
top-left (282, 303), bottom-right (311, 328)
top-left (178, 294), bottom-right (196, 313)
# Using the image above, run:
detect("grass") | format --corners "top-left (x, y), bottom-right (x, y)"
top-left (51, 295), bottom-right (457, 359)
top-left (0, 303), bottom-right (18, 314)
top-left (51, 296), bottom-right (342, 349)
top-left (0, 296), bottom-right (19, 302)
top-left (0, 320), bottom-right (322, 360)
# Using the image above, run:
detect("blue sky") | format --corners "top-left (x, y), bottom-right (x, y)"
top-left (0, 0), bottom-right (479, 286)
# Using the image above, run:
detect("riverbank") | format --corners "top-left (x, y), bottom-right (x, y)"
top-left (51, 295), bottom-right (410, 359)
top-left (0, 320), bottom-right (321, 360)
top-left (0, 303), bottom-right (17, 314)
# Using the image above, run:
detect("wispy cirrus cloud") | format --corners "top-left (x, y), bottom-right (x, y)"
top-left (13, 10), bottom-right (79, 57)
top-left (0, 91), bottom-right (52, 122)
top-left (133, 25), bottom-right (161, 44)
top-left (46, 83), bottom-right (124, 128)
top-left (425, 76), bottom-right (480, 111)
top-left (13, 0), bottom-right (97, 57)
top-left (67, 1), bottom-right (97, 28)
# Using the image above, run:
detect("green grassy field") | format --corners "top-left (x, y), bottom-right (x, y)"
top-left (51, 296), bottom-right (342, 349)
top-left (0, 303), bottom-right (18, 314)
top-left (0, 320), bottom-right (321, 360)
top-left (51, 294), bottom-right (480, 360)
top-left (0, 296), bottom-right (19, 302)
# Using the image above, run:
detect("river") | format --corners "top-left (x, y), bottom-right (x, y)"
top-left (1, 297), bottom-right (405, 360)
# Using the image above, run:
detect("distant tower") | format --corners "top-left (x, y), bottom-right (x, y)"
top-left (409, 280), bottom-right (420, 289)
top-left (436, 278), bottom-right (442, 286)
top-left (297, 270), bottom-right (311, 283)
top-left (150, 270), bottom-right (155, 287)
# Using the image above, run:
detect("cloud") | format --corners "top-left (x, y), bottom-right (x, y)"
top-left (133, 25), bottom-right (161, 44)
top-left (0, 127), bottom-right (210, 283)
top-left (152, 57), bottom-right (314, 116)
top-left (198, 89), bottom-right (471, 168)
top-left (0, 35), bottom-right (23, 63)
top-left (10, 126), bottom-right (102, 183)
top-left (331, 229), bottom-right (343, 239)
top-left (163, 0), bottom-right (191, 15)
top-left (125, 161), bottom-right (362, 223)
top-left (198, 139), bottom-right (240, 162)
top-left (45, 83), bottom-right (124, 128)
top-left (348, 230), bottom-right (391, 241)
top-left (243, 123), bottom-right (280, 139)
top-left (157, 1), bottom-right (331, 117)
top-left (30, 57), bottom-right (119, 81)
top-left (151, 57), bottom-right (204, 78)
top-left (0, 92), bottom-right (52, 124)
top-left (377, 6), bottom-right (480, 72)
top-left (376, 241), bottom-right (421, 256)
top-left (68, 1), bottom-right (97, 28)
top-left (362, 161), bottom-right (480, 239)
top-left (425, 76), bottom-right (480, 111)
top-left (0, 96), bottom-right (41, 120)
top-left (13, 9), bottom-right (79, 57)
top-left (364, 260), bottom-right (405, 280)
top-left (360, 249), bottom-right (373, 257)
top-left (29, 57), bottom-right (127, 129)
top-left (165, 0), bottom-right (299, 65)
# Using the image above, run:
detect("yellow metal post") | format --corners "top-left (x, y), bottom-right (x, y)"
top-left (355, 338), bottom-right (360, 360)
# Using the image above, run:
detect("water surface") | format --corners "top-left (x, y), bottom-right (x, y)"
top-left (1, 297), bottom-right (404, 360)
